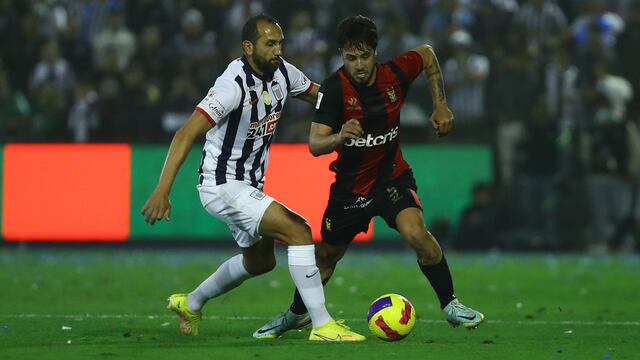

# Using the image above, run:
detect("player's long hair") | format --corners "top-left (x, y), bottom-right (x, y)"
top-left (336, 15), bottom-right (378, 51)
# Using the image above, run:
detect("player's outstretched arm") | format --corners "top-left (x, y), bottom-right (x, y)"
top-left (309, 119), bottom-right (363, 157)
top-left (411, 44), bottom-right (454, 137)
top-left (141, 111), bottom-right (213, 225)
top-left (293, 82), bottom-right (321, 105)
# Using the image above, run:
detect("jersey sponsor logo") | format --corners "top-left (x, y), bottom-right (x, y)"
top-left (271, 82), bottom-right (284, 101)
top-left (343, 196), bottom-right (373, 210)
top-left (246, 111), bottom-right (282, 139)
top-left (386, 186), bottom-right (403, 204)
top-left (344, 126), bottom-right (399, 147)
top-left (315, 92), bottom-right (324, 109)
top-left (207, 99), bottom-right (226, 119)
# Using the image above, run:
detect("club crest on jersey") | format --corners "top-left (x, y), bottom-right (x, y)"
top-left (324, 217), bottom-right (332, 232)
top-left (386, 87), bottom-right (398, 103)
top-left (262, 90), bottom-right (272, 106)
top-left (247, 111), bottom-right (282, 139)
top-left (250, 189), bottom-right (265, 200)
top-left (271, 82), bottom-right (284, 101)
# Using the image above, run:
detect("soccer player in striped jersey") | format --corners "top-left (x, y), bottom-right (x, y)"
top-left (254, 15), bottom-right (484, 339)
top-left (141, 14), bottom-right (364, 342)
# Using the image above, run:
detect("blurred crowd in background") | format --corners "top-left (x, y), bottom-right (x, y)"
top-left (1, 0), bottom-right (639, 252)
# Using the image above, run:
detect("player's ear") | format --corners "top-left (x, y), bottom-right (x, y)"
top-left (242, 40), bottom-right (254, 56)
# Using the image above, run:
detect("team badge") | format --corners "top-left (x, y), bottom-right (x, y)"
top-left (262, 90), bottom-right (272, 106)
top-left (386, 87), bottom-right (398, 103)
top-left (325, 217), bottom-right (332, 232)
top-left (250, 189), bottom-right (266, 200)
top-left (271, 82), bottom-right (284, 101)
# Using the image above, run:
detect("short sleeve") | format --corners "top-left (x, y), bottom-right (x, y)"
top-left (195, 78), bottom-right (242, 126)
top-left (284, 61), bottom-right (313, 96)
top-left (313, 75), bottom-right (343, 131)
top-left (390, 50), bottom-right (424, 83)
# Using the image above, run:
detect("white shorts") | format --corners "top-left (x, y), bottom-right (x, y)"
top-left (198, 181), bottom-right (275, 248)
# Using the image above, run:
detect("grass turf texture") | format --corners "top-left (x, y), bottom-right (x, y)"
top-left (1, 249), bottom-right (638, 359)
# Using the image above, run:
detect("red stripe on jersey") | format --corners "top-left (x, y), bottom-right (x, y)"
top-left (376, 64), bottom-right (410, 182)
top-left (298, 82), bottom-right (313, 96)
top-left (409, 189), bottom-right (423, 209)
top-left (395, 50), bottom-right (424, 82)
top-left (195, 106), bottom-right (217, 127)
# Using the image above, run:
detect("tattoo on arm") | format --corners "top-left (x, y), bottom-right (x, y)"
top-left (425, 54), bottom-right (446, 104)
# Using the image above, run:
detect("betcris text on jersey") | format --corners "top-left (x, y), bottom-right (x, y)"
top-left (344, 126), bottom-right (399, 147)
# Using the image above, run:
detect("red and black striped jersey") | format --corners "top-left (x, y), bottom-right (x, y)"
top-left (314, 50), bottom-right (424, 197)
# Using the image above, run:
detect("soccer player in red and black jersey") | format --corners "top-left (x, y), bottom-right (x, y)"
top-left (253, 15), bottom-right (484, 339)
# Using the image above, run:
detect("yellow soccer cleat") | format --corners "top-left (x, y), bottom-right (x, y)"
top-left (167, 293), bottom-right (202, 336)
top-left (309, 319), bottom-right (366, 342)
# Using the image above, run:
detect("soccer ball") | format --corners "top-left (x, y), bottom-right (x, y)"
top-left (367, 293), bottom-right (416, 341)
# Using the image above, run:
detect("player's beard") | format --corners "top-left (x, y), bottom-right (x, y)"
top-left (253, 53), bottom-right (280, 74)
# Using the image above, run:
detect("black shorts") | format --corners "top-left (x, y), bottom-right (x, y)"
top-left (320, 170), bottom-right (423, 245)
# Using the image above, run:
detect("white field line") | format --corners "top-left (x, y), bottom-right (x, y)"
top-left (1, 314), bottom-right (639, 326)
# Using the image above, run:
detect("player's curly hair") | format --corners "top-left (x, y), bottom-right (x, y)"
top-left (242, 14), bottom-right (280, 44)
top-left (336, 15), bottom-right (378, 51)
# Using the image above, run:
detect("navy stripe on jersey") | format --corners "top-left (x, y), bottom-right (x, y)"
top-left (235, 66), bottom-right (260, 181)
top-left (254, 87), bottom-right (284, 186)
top-left (248, 80), bottom-right (273, 186)
top-left (198, 149), bottom-right (206, 184)
top-left (388, 61), bottom-right (410, 94)
top-left (215, 76), bottom-right (246, 185)
top-left (278, 61), bottom-right (291, 93)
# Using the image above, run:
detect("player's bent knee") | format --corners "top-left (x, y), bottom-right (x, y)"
top-left (245, 257), bottom-right (276, 275)
top-left (316, 246), bottom-right (346, 268)
top-left (417, 247), bottom-right (442, 265)
top-left (282, 220), bottom-right (313, 245)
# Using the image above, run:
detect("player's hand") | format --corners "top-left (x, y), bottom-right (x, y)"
top-left (338, 119), bottom-right (364, 143)
top-left (141, 190), bottom-right (171, 225)
top-left (430, 106), bottom-right (453, 137)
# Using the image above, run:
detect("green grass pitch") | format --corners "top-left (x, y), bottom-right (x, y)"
top-left (1, 248), bottom-right (639, 359)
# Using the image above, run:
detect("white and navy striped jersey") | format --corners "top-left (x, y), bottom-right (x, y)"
top-left (195, 56), bottom-right (312, 189)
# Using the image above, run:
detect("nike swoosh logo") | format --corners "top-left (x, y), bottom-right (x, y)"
top-left (256, 325), bottom-right (280, 334)
top-left (305, 270), bottom-right (320, 278)
top-left (459, 315), bottom-right (477, 320)
top-left (314, 334), bottom-right (341, 341)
